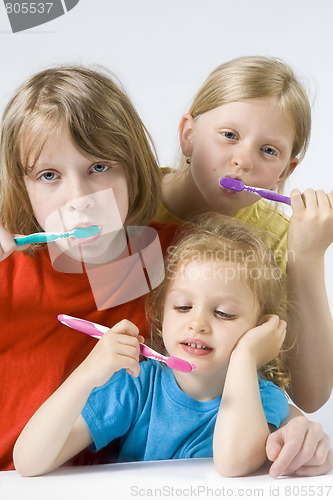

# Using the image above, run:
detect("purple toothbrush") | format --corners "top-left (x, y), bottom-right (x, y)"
top-left (58, 314), bottom-right (196, 373)
top-left (219, 177), bottom-right (291, 205)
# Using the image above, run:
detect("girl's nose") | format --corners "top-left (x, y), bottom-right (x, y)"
top-left (231, 145), bottom-right (254, 172)
top-left (188, 315), bottom-right (210, 334)
top-left (67, 183), bottom-right (95, 211)
top-left (69, 193), bottom-right (95, 212)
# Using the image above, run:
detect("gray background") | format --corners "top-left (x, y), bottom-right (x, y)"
top-left (0, 0), bottom-right (332, 441)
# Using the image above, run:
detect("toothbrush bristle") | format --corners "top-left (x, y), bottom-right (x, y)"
top-left (167, 357), bottom-right (196, 373)
top-left (219, 177), bottom-right (244, 192)
top-left (71, 225), bottom-right (100, 239)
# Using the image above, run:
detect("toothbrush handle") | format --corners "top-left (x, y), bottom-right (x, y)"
top-left (140, 343), bottom-right (167, 362)
top-left (58, 314), bottom-right (196, 373)
top-left (14, 233), bottom-right (50, 246)
top-left (57, 314), bottom-right (108, 337)
top-left (58, 315), bottom-right (168, 363)
top-left (254, 189), bottom-right (291, 206)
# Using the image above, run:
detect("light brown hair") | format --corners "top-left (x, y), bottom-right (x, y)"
top-left (0, 65), bottom-right (161, 237)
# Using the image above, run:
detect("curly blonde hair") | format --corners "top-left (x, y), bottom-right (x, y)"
top-left (147, 213), bottom-right (293, 390)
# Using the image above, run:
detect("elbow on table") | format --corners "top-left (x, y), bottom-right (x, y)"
top-left (13, 443), bottom-right (45, 477)
top-left (214, 451), bottom-right (266, 478)
top-left (14, 459), bottom-right (47, 478)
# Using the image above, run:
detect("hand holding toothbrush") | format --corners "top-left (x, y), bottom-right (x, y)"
top-left (58, 314), bottom-right (196, 373)
top-left (219, 177), bottom-right (333, 256)
top-left (13, 319), bottom-right (144, 476)
top-left (0, 224), bottom-right (100, 263)
top-left (77, 319), bottom-right (143, 387)
top-left (288, 188), bottom-right (333, 259)
top-left (0, 224), bottom-right (20, 262)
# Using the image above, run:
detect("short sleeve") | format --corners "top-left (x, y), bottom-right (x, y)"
top-left (258, 377), bottom-right (289, 429)
top-left (81, 369), bottom-right (139, 451)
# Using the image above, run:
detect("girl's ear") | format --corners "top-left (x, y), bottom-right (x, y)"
top-left (273, 157), bottom-right (299, 189)
top-left (179, 113), bottom-right (195, 157)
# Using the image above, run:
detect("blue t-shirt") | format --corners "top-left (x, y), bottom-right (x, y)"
top-left (81, 359), bottom-right (289, 462)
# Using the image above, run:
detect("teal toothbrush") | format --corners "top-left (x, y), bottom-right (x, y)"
top-left (14, 225), bottom-right (100, 246)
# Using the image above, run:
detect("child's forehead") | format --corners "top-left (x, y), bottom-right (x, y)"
top-left (19, 116), bottom-right (59, 167)
top-left (20, 121), bottom-right (87, 170)
top-left (170, 259), bottom-right (253, 293)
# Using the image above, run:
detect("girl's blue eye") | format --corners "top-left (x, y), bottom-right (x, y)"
top-left (222, 132), bottom-right (237, 140)
top-left (262, 147), bottom-right (276, 156)
top-left (92, 164), bottom-right (109, 173)
top-left (173, 305), bottom-right (192, 312)
top-left (216, 310), bottom-right (236, 320)
top-left (40, 172), bottom-right (58, 182)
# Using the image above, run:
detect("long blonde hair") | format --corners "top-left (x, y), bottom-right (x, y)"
top-left (178, 56), bottom-right (311, 191)
top-left (147, 213), bottom-right (292, 390)
top-left (0, 65), bottom-right (161, 236)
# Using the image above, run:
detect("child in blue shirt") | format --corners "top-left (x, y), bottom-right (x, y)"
top-left (14, 214), bottom-right (293, 477)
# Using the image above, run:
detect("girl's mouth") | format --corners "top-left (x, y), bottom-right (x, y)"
top-left (180, 340), bottom-right (213, 357)
top-left (75, 233), bottom-right (101, 246)
top-left (70, 225), bottom-right (102, 246)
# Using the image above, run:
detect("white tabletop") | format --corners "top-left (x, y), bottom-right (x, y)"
top-left (1, 458), bottom-right (333, 500)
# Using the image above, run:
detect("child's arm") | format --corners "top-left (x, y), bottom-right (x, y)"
top-left (13, 320), bottom-right (142, 477)
top-left (286, 189), bottom-right (333, 411)
top-left (213, 315), bottom-right (286, 477)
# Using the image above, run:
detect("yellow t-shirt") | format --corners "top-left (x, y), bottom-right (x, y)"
top-left (155, 184), bottom-right (289, 271)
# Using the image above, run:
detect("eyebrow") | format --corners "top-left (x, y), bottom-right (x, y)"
top-left (32, 162), bottom-right (55, 168)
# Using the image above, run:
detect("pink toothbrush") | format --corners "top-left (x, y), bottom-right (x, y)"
top-left (219, 177), bottom-right (291, 205)
top-left (57, 314), bottom-right (196, 373)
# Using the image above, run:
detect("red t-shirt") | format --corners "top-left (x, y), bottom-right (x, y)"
top-left (0, 221), bottom-right (178, 470)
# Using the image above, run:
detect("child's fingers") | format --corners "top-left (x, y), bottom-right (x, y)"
top-left (108, 319), bottom-right (140, 338)
top-left (113, 339), bottom-right (140, 358)
top-left (291, 188), bottom-right (333, 211)
top-left (266, 430), bottom-right (284, 461)
top-left (315, 189), bottom-right (332, 210)
top-left (268, 435), bottom-right (301, 478)
top-left (295, 449), bottom-right (333, 476)
top-left (0, 226), bottom-right (17, 259)
top-left (290, 189), bottom-right (305, 211)
top-left (277, 318), bottom-right (287, 339)
top-left (301, 188), bottom-right (320, 209)
top-left (268, 417), bottom-right (333, 478)
top-left (328, 190), bottom-right (333, 209)
top-left (125, 359), bottom-right (141, 378)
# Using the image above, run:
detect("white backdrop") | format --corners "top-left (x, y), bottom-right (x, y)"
top-left (0, 0), bottom-right (332, 440)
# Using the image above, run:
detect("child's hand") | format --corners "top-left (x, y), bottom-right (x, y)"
top-left (0, 224), bottom-right (18, 261)
top-left (267, 416), bottom-right (333, 478)
top-left (233, 315), bottom-right (286, 368)
top-left (288, 189), bottom-right (333, 259)
top-left (78, 319), bottom-right (144, 389)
